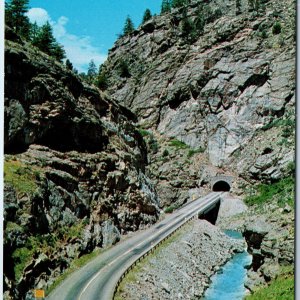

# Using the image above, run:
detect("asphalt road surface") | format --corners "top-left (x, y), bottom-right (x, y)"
top-left (48, 192), bottom-right (223, 300)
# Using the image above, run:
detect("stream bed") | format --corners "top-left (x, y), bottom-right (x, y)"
top-left (204, 230), bottom-right (252, 300)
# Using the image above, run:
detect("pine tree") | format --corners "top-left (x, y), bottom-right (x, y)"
top-left (5, 0), bottom-right (31, 38)
top-left (172, 0), bottom-right (187, 8)
top-left (123, 16), bottom-right (135, 36)
top-left (32, 21), bottom-right (55, 55)
top-left (31, 21), bottom-right (65, 61)
top-left (161, 0), bottom-right (171, 14)
top-left (66, 59), bottom-right (73, 71)
top-left (52, 42), bottom-right (66, 62)
top-left (142, 9), bottom-right (152, 24)
top-left (87, 60), bottom-right (97, 83)
top-left (29, 21), bottom-right (39, 41)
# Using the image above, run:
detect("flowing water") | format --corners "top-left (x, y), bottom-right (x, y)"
top-left (204, 230), bottom-right (252, 300)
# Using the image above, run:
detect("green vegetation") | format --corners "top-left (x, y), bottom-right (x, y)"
top-left (142, 9), bottom-right (152, 24)
top-left (4, 159), bottom-right (42, 195)
top-left (96, 65), bottom-right (109, 90)
top-left (244, 176), bottom-right (294, 207)
top-left (47, 247), bottom-right (105, 295)
top-left (123, 16), bottom-right (135, 36)
top-left (11, 221), bottom-right (87, 283)
top-left (5, 0), bottom-right (30, 38)
top-left (161, 0), bottom-right (172, 14)
top-left (164, 203), bottom-right (180, 213)
top-left (261, 116), bottom-right (294, 146)
top-left (246, 265), bottom-right (294, 300)
top-left (272, 21), bottom-right (282, 35)
top-left (138, 129), bottom-right (151, 137)
top-left (118, 59), bottom-right (131, 78)
top-left (169, 138), bottom-right (189, 149)
top-left (162, 149), bottom-right (169, 157)
top-left (87, 59), bottom-right (97, 84)
top-left (187, 147), bottom-right (205, 158)
top-left (5, 0), bottom-right (66, 62)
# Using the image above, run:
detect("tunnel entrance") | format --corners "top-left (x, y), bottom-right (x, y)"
top-left (212, 180), bottom-right (231, 192)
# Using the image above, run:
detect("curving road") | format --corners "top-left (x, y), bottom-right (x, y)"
top-left (48, 192), bottom-right (223, 300)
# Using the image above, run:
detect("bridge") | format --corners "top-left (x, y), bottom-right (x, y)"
top-left (48, 192), bottom-right (224, 300)
top-left (210, 175), bottom-right (234, 192)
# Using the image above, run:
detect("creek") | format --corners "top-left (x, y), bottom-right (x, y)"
top-left (204, 230), bottom-right (252, 300)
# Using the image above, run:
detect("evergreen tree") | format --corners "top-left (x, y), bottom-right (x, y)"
top-left (52, 42), bottom-right (66, 62)
top-left (87, 60), bottom-right (97, 83)
top-left (5, 0), bottom-right (31, 38)
top-left (29, 21), bottom-right (39, 41)
top-left (31, 21), bottom-right (65, 62)
top-left (181, 17), bottom-right (197, 43)
top-left (32, 21), bottom-right (55, 55)
top-left (123, 16), bottom-right (135, 36)
top-left (172, 0), bottom-right (187, 8)
top-left (97, 65), bottom-right (109, 90)
top-left (142, 9), bottom-right (152, 24)
top-left (161, 0), bottom-right (171, 14)
top-left (66, 59), bottom-right (73, 71)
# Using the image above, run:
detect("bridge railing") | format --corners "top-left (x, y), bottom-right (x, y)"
top-left (112, 193), bottom-right (222, 299)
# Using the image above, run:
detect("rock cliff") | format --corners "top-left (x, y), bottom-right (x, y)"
top-left (4, 0), bottom-right (295, 297)
top-left (4, 33), bottom-right (160, 299)
top-left (102, 0), bottom-right (295, 201)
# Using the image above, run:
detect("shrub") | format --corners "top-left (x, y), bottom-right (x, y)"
top-left (244, 177), bottom-right (294, 207)
top-left (118, 59), bottom-right (131, 78)
top-left (162, 149), bottom-right (169, 157)
top-left (187, 147), bottom-right (205, 158)
top-left (169, 139), bottom-right (189, 149)
top-left (164, 203), bottom-right (180, 213)
top-left (272, 22), bottom-right (282, 35)
top-left (138, 129), bottom-right (151, 137)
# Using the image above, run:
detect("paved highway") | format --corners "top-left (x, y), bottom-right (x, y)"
top-left (48, 192), bottom-right (223, 300)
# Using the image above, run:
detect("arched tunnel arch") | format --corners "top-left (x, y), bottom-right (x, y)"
top-left (212, 180), bottom-right (231, 192)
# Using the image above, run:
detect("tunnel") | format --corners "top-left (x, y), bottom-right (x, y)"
top-left (212, 180), bottom-right (231, 192)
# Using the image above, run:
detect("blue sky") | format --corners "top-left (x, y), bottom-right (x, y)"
top-left (26, 1), bottom-right (162, 73)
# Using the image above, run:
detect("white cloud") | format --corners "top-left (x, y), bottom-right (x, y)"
top-left (26, 8), bottom-right (51, 26)
top-left (26, 8), bottom-right (107, 73)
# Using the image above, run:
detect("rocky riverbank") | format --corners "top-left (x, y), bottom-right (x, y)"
top-left (116, 218), bottom-right (245, 300)
top-left (218, 201), bottom-right (294, 293)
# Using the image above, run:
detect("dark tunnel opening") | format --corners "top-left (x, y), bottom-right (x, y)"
top-left (212, 180), bottom-right (231, 192)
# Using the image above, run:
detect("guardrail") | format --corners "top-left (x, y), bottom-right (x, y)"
top-left (112, 194), bottom-right (221, 299)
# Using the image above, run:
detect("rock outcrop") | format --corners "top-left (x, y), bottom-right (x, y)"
top-left (4, 37), bottom-right (160, 299)
top-left (102, 0), bottom-right (295, 197)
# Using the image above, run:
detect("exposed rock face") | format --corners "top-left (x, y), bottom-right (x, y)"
top-left (103, 0), bottom-right (295, 194)
top-left (218, 201), bottom-right (294, 292)
top-left (4, 38), bottom-right (160, 299)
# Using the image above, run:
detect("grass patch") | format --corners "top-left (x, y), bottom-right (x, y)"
top-left (164, 203), bottom-right (181, 214)
top-left (4, 159), bottom-right (43, 195)
top-left (244, 176), bottom-right (294, 207)
top-left (246, 265), bottom-right (294, 300)
top-left (187, 147), bottom-right (205, 158)
top-left (169, 139), bottom-right (189, 149)
top-left (138, 129), bottom-right (151, 137)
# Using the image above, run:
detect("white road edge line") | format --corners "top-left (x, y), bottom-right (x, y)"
top-left (78, 193), bottom-right (222, 300)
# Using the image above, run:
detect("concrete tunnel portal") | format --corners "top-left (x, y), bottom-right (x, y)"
top-left (212, 180), bottom-right (231, 192)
